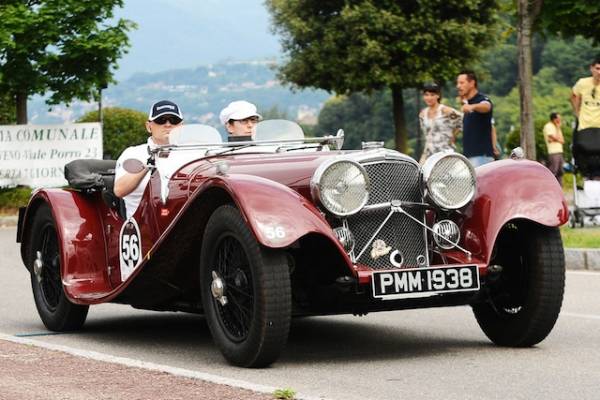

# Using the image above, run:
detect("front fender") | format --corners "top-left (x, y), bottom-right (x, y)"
top-left (20, 189), bottom-right (110, 301)
top-left (462, 159), bottom-right (568, 263)
top-left (200, 174), bottom-right (347, 252)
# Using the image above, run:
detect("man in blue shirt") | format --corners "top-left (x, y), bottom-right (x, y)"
top-left (456, 70), bottom-right (499, 167)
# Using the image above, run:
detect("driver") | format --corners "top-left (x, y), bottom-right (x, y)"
top-left (219, 100), bottom-right (262, 140)
top-left (114, 100), bottom-right (183, 218)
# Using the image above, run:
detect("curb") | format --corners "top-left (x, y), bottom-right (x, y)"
top-left (0, 215), bottom-right (18, 227)
top-left (564, 248), bottom-right (600, 271)
top-left (1, 216), bottom-right (598, 271)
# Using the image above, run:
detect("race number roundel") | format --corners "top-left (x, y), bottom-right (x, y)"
top-left (119, 218), bottom-right (142, 282)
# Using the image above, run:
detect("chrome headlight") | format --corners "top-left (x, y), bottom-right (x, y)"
top-left (422, 152), bottom-right (476, 209)
top-left (311, 159), bottom-right (370, 216)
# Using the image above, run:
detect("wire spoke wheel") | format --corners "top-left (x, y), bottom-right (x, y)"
top-left (213, 235), bottom-right (254, 342)
top-left (200, 205), bottom-right (291, 367)
top-left (38, 225), bottom-right (62, 311)
top-left (28, 204), bottom-right (89, 331)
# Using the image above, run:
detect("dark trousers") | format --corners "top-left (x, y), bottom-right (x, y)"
top-left (547, 153), bottom-right (564, 186)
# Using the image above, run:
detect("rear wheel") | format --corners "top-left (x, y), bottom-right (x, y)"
top-left (200, 205), bottom-right (291, 367)
top-left (28, 204), bottom-right (88, 331)
top-left (473, 222), bottom-right (564, 347)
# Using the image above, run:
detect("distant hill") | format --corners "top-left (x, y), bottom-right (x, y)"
top-left (29, 61), bottom-right (329, 126)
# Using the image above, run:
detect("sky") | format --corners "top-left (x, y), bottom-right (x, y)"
top-left (112, 0), bottom-right (282, 80)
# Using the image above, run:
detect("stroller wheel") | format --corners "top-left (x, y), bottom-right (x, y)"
top-left (569, 211), bottom-right (577, 228)
top-left (576, 210), bottom-right (585, 228)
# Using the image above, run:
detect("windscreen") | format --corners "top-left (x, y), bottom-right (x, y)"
top-left (254, 119), bottom-right (304, 141)
top-left (168, 124), bottom-right (223, 145)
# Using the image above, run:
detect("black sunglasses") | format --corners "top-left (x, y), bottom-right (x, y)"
top-left (592, 87), bottom-right (596, 99)
top-left (152, 115), bottom-right (182, 125)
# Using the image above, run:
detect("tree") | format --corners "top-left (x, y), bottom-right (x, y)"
top-left (266, 0), bottom-right (499, 153)
top-left (0, 0), bottom-right (134, 124)
top-left (516, 0), bottom-right (543, 160)
top-left (538, 1), bottom-right (600, 44)
top-left (78, 107), bottom-right (147, 159)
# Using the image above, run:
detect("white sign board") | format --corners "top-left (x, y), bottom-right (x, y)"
top-left (0, 123), bottom-right (102, 188)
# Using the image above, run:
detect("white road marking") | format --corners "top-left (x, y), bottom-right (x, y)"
top-left (562, 312), bottom-right (600, 321)
top-left (0, 332), bottom-right (327, 400)
top-left (566, 270), bottom-right (600, 277)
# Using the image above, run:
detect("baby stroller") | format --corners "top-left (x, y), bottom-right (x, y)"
top-left (569, 127), bottom-right (600, 228)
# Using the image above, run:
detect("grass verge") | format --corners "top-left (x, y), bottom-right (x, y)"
top-left (560, 225), bottom-right (600, 248)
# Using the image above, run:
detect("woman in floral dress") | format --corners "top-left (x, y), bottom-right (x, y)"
top-left (419, 83), bottom-right (463, 163)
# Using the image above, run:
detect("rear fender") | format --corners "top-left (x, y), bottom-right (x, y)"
top-left (19, 189), bottom-right (110, 301)
top-left (462, 159), bottom-right (568, 263)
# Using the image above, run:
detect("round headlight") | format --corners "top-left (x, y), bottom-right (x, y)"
top-left (311, 160), bottom-right (370, 216)
top-left (423, 152), bottom-right (476, 209)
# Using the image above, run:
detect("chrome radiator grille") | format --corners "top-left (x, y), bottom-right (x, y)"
top-left (347, 160), bottom-right (428, 270)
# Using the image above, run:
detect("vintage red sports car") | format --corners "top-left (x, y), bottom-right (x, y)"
top-left (16, 120), bottom-right (568, 367)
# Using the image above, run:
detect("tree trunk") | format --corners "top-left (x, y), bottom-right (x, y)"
top-left (391, 85), bottom-right (408, 154)
top-left (16, 92), bottom-right (28, 124)
top-left (517, 0), bottom-right (542, 161)
top-left (415, 88), bottom-right (422, 158)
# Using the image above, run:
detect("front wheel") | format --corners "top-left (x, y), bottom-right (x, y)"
top-left (200, 205), bottom-right (291, 367)
top-left (28, 204), bottom-right (89, 331)
top-left (473, 222), bottom-right (565, 347)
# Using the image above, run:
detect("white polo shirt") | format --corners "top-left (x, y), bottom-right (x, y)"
top-left (115, 138), bottom-right (157, 218)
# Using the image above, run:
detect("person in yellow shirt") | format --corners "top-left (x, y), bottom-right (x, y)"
top-left (543, 112), bottom-right (565, 186)
top-left (571, 56), bottom-right (600, 130)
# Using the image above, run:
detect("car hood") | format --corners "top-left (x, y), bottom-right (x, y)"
top-left (178, 150), bottom-right (350, 191)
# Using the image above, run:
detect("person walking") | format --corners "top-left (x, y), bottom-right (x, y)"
top-left (418, 83), bottom-right (462, 163)
top-left (543, 112), bottom-right (565, 186)
top-left (456, 70), bottom-right (499, 167)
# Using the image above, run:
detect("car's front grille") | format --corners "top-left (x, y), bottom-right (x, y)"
top-left (347, 160), bottom-right (428, 270)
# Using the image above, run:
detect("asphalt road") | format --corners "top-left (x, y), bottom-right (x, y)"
top-left (1, 226), bottom-right (599, 400)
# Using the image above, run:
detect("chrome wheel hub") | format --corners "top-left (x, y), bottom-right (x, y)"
top-left (33, 251), bottom-right (44, 283)
top-left (211, 270), bottom-right (228, 306)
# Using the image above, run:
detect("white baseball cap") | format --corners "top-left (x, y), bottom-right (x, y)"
top-left (219, 100), bottom-right (262, 125)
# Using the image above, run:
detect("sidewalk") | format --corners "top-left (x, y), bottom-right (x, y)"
top-left (0, 338), bottom-right (274, 400)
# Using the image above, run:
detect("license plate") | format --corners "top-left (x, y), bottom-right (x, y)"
top-left (372, 265), bottom-right (480, 300)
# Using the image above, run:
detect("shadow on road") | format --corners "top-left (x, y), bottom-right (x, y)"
top-left (56, 309), bottom-right (489, 366)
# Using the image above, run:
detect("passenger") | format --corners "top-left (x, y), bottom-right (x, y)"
top-left (114, 100), bottom-right (183, 218)
top-left (219, 100), bottom-right (262, 140)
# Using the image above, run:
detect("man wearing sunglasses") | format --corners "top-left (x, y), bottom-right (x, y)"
top-left (571, 56), bottom-right (600, 130)
top-left (219, 100), bottom-right (262, 140)
top-left (114, 100), bottom-right (183, 218)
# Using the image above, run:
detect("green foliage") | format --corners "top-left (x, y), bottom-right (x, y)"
top-left (0, 93), bottom-right (15, 124)
top-left (267, 0), bottom-right (499, 92)
top-left (538, 1), bottom-right (600, 44)
top-left (504, 117), bottom-right (572, 162)
top-left (78, 107), bottom-right (148, 159)
top-left (0, 187), bottom-right (32, 211)
top-left (541, 36), bottom-right (599, 86)
top-left (266, 0), bottom-right (500, 152)
top-left (494, 67), bottom-right (575, 150)
top-left (316, 91), bottom-right (393, 150)
top-left (273, 388), bottom-right (296, 400)
top-left (315, 89), bottom-right (420, 152)
top-left (0, 0), bottom-right (135, 119)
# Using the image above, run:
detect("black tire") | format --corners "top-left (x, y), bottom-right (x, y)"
top-left (28, 204), bottom-right (89, 331)
top-left (473, 222), bottom-right (565, 347)
top-left (200, 205), bottom-right (291, 367)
